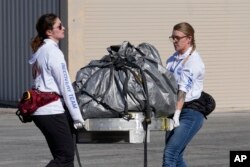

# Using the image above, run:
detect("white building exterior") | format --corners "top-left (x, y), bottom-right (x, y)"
top-left (67, 0), bottom-right (250, 112)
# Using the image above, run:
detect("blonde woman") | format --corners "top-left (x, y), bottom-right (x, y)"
top-left (163, 22), bottom-right (205, 167)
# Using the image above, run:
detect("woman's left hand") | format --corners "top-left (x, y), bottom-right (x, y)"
top-left (73, 120), bottom-right (85, 129)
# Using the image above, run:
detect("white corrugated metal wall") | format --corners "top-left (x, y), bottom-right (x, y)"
top-left (70, 0), bottom-right (250, 112)
top-left (0, 0), bottom-right (62, 104)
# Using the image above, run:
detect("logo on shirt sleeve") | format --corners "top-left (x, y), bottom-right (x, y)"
top-left (61, 63), bottom-right (78, 109)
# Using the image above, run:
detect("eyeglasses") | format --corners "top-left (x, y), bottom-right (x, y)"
top-left (169, 35), bottom-right (187, 42)
top-left (53, 23), bottom-right (63, 30)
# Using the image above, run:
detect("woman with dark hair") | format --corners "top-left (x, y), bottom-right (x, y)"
top-left (30, 13), bottom-right (84, 167)
top-left (162, 22), bottom-right (205, 167)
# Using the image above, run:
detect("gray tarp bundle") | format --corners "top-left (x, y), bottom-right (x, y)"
top-left (73, 41), bottom-right (177, 121)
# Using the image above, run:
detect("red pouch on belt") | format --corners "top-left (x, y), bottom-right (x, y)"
top-left (16, 89), bottom-right (61, 123)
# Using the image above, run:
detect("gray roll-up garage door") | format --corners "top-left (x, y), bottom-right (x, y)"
top-left (0, 0), bottom-right (61, 104)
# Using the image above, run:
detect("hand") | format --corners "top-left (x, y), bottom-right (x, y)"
top-left (73, 120), bottom-right (85, 129)
top-left (173, 110), bottom-right (181, 128)
top-left (168, 119), bottom-right (174, 131)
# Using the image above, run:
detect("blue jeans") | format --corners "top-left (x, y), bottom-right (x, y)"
top-left (162, 108), bottom-right (204, 167)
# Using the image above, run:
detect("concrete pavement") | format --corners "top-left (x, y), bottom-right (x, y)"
top-left (1, 108), bottom-right (250, 167)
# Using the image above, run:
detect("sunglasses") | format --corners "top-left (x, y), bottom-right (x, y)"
top-left (53, 23), bottom-right (63, 30)
top-left (169, 35), bottom-right (187, 42)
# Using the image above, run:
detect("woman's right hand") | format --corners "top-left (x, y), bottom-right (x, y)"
top-left (173, 109), bottom-right (181, 127)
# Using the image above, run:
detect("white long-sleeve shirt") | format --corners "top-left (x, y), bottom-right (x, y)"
top-left (166, 47), bottom-right (205, 102)
top-left (29, 39), bottom-right (83, 122)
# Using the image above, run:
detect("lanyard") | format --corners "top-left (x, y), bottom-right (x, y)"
top-left (169, 53), bottom-right (192, 73)
top-left (169, 58), bottom-right (183, 73)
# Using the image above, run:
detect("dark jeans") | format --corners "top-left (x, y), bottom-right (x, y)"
top-left (162, 108), bottom-right (204, 167)
top-left (33, 113), bottom-right (75, 167)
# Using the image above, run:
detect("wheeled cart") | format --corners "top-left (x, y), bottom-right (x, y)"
top-left (76, 112), bottom-right (171, 143)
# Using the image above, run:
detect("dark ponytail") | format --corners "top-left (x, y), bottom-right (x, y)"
top-left (30, 13), bottom-right (58, 53)
top-left (31, 35), bottom-right (43, 53)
